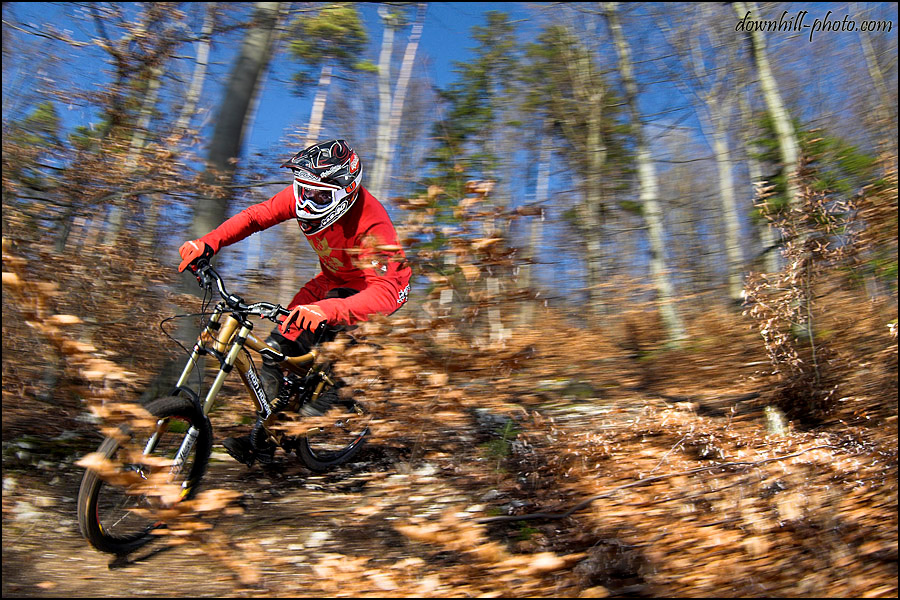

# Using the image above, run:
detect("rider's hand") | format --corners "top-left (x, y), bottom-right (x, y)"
top-left (280, 304), bottom-right (328, 335)
top-left (178, 239), bottom-right (214, 273)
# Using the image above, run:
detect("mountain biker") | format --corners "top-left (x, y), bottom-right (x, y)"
top-left (177, 139), bottom-right (411, 465)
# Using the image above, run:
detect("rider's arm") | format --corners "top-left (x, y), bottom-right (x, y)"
top-left (310, 223), bottom-right (412, 326)
top-left (286, 271), bottom-right (336, 306)
top-left (199, 186), bottom-right (296, 252)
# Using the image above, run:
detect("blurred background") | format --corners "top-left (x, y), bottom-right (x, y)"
top-left (2, 2), bottom-right (897, 597)
top-left (2, 2), bottom-right (896, 326)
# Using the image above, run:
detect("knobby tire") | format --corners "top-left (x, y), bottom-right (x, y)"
top-left (76, 395), bottom-right (212, 555)
top-left (296, 386), bottom-right (370, 472)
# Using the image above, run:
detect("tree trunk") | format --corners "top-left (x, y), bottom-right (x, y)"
top-left (559, 24), bottom-right (607, 317)
top-left (174, 2), bottom-right (215, 135)
top-left (519, 132), bottom-right (549, 327)
top-left (200, 0), bottom-right (280, 199)
top-left (304, 63), bottom-right (333, 147)
top-left (369, 6), bottom-right (396, 200)
top-left (738, 92), bottom-right (780, 273)
top-left (710, 114), bottom-right (744, 303)
top-left (732, 1), bottom-right (801, 211)
top-left (373, 2), bottom-right (426, 201)
top-left (604, 2), bottom-right (686, 345)
top-left (583, 104), bottom-right (607, 315)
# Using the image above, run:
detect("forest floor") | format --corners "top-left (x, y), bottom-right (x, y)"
top-left (2, 245), bottom-right (898, 597)
top-left (3, 305), bottom-right (897, 598)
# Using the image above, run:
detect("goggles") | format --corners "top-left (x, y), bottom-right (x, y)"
top-left (290, 170), bottom-right (360, 218)
top-left (295, 182), bottom-right (338, 214)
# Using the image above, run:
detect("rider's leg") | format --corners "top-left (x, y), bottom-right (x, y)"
top-left (281, 288), bottom-right (359, 416)
top-left (225, 288), bottom-right (360, 465)
top-left (259, 330), bottom-right (305, 401)
top-left (224, 332), bottom-right (304, 466)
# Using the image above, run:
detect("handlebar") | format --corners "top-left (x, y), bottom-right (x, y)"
top-left (192, 261), bottom-right (290, 324)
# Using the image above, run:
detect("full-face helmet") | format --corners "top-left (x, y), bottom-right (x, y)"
top-left (280, 139), bottom-right (362, 235)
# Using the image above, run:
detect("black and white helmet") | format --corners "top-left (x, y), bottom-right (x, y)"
top-left (280, 139), bottom-right (362, 235)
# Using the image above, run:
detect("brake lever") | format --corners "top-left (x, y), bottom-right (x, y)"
top-left (261, 304), bottom-right (286, 322)
top-left (191, 260), bottom-right (213, 289)
top-left (312, 321), bottom-right (330, 345)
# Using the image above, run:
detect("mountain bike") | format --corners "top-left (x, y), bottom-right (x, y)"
top-left (77, 262), bottom-right (373, 555)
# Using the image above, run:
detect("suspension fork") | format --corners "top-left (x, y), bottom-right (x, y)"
top-left (141, 419), bottom-right (199, 480)
top-left (142, 321), bottom-right (252, 494)
top-left (202, 320), bottom-right (252, 416)
top-left (174, 309), bottom-right (225, 391)
top-left (145, 310), bottom-right (251, 476)
top-left (142, 310), bottom-right (225, 473)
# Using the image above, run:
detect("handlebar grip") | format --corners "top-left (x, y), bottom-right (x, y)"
top-left (190, 259), bottom-right (210, 275)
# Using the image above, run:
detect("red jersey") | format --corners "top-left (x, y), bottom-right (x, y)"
top-left (200, 186), bottom-right (411, 327)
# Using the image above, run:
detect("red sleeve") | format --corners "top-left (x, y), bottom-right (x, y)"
top-left (286, 272), bottom-right (334, 306)
top-left (200, 186), bottom-right (295, 252)
top-left (313, 222), bottom-right (411, 326)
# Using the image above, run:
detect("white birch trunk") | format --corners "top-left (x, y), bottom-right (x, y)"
top-left (304, 63), bottom-right (333, 147)
top-left (605, 2), bottom-right (686, 345)
top-left (369, 6), bottom-right (396, 200)
top-left (733, 1), bottom-right (801, 211)
top-left (711, 116), bottom-right (745, 303)
top-left (738, 93), bottom-right (780, 273)
top-left (381, 3), bottom-right (426, 201)
top-left (519, 135), bottom-right (549, 327)
top-left (174, 3), bottom-right (215, 135)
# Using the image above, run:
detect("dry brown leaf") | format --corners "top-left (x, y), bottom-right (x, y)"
top-left (1, 271), bottom-right (21, 287)
top-left (48, 314), bottom-right (83, 325)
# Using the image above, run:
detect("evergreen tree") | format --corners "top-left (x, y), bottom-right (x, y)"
top-left (424, 11), bottom-right (520, 205)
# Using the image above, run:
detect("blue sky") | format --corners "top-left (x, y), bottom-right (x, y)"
top-left (5, 2), bottom-right (896, 158)
top-left (2, 2), bottom-right (535, 159)
top-left (3, 2), bottom-right (897, 298)
top-left (246, 2), bottom-right (536, 158)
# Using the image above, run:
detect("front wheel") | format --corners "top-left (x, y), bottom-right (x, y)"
top-left (76, 395), bottom-right (212, 554)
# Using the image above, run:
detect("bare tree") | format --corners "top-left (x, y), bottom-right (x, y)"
top-left (369, 2), bottom-right (427, 201)
top-left (604, 2), bottom-right (686, 345)
top-left (658, 3), bottom-right (746, 304)
top-left (732, 1), bottom-right (802, 212)
top-left (520, 18), bottom-right (620, 317)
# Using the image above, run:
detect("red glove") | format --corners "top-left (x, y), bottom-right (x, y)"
top-left (280, 305), bottom-right (328, 336)
top-left (178, 239), bottom-right (214, 273)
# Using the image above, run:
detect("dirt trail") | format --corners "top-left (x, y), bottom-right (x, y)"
top-left (4, 385), bottom-right (897, 598)
top-left (2, 394), bottom-right (582, 597)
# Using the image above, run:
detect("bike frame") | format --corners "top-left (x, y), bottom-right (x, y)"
top-left (77, 263), bottom-right (371, 552)
top-left (146, 299), bottom-right (336, 475)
